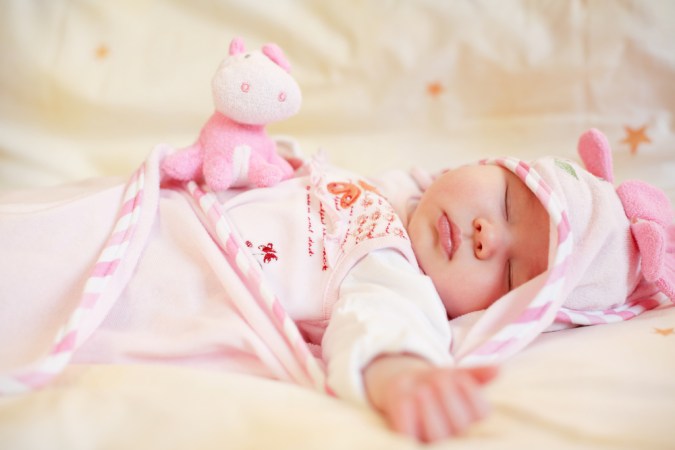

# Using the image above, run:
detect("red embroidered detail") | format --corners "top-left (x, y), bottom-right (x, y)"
top-left (305, 186), bottom-right (314, 234)
top-left (311, 177), bottom-right (409, 271)
top-left (385, 213), bottom-right (395, 234)
top-left (258, 243), bottom-right (278, 263)
top-left (357, 214), bottom-right (368, 227)
top-left (367, 222), bottom-right (376, 239)
top-left (319, 202), bottom-right (328, 271)
top-left (306, 185), bottom-right (315, 257)
top-left (358, 179), bottom-right (380, 195)
top-left (340, 206), bottom-right (355, 252)
top-left (246, 240), bottom-right (280, 263)
top-left (339, 190), bottom-right (411, 245)
top-left (327, 182), bottom-right (361, 208)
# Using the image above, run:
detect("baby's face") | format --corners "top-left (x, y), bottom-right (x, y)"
top-left (407, 165), bottom-right (550, 318)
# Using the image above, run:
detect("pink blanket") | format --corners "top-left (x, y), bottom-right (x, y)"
top-left (2, 146), bottom-right (669, 396)
top-left (0, 146), bottom-right (326, 394)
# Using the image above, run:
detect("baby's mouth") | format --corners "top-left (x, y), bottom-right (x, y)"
top-left (437, 213), bottom-right (461, 260)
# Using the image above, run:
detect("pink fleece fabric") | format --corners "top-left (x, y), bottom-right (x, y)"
top-left (522, 129), bottom-right (675, 311)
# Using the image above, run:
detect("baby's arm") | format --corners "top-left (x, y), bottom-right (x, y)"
top-left (322, 250), bottom-right (497, 442)
top-left (364, 354), bottom-right (497, 442)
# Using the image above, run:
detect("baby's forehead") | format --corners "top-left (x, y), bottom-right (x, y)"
top-left (467, 162), bottom-right (551, 216)
top-left (465, 162), bottom-right (525, 185)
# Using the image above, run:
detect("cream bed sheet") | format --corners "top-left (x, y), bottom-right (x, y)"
top-left (1, 1), bottom-right (674, 449)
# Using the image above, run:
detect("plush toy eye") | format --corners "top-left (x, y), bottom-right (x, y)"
top-left (244, 54), bottom-right (251, 58)
top-left (241, 82), bottom-right (250, 93)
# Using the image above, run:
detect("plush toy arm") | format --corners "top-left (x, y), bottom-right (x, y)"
top-left (203, 148), bottom-right (234, 191)
top-left (267, 149), bottom-right (295, 179)
top-left (248, 152), bottom-right (285, 187)
top-left (162, 145), bottom-right (203, 181)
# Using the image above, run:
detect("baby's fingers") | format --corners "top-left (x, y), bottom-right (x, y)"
top-left (455, 371), bottom-right (491, 422)
top-left (385, 390), bottom-right (419, 439)
top-left (465, 365), bottom-right (499, 385)
top-left (418, 385), bottom-right (454, 442)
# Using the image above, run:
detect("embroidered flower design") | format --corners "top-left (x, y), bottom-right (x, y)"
top-left (393, 227), bottom-right (405, 238)
top-left (358, 180), bottom-right (380, 195)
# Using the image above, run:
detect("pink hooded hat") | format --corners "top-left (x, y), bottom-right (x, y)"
top-left (455, 129), bottom-right (675, 365)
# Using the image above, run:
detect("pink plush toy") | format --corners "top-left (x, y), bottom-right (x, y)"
top-left (162, 37), bottom-right (301, 191)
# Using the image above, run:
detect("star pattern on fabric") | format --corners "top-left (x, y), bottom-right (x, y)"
top-left (95, 44), bottom-right (110, 60)
top-left (621, 125), bottom-right (651, 155)
top-left (653, 327), bottom-right (674, 337)
top-left (427, 81), bottom-right (444, 97)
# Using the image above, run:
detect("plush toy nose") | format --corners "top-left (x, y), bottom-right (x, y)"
top-left (278, 91), bottom-right (286, 102)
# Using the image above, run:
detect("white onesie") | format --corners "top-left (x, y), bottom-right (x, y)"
top-left (222, 157), bottom-right (453, 403)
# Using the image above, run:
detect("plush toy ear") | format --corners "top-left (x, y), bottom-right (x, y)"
top-left (617, 180), bottom-right (674, 227)
top-left (262, 43), bottom-right (291, 72)
top-left (578, 128), bottom-right (614, 183)
top-left (229, 37), bottom-right (246, 56)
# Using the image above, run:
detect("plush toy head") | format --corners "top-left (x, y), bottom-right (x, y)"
top-left (211, 37), bottom-right (302, 125)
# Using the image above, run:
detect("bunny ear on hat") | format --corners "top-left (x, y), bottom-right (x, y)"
top-left (618, 180), bottom-right (675, 300)
top-left (578, 128), bottom-right (614, 183)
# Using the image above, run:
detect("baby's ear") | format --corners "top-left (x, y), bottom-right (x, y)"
top-left (578, 128), bottom-right (614, 183)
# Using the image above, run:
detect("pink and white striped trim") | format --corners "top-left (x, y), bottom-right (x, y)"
top-left (458, 157), bottom-right (574, 365)
top-left (185, 181), bottom-right (330, 394)
top-left (556, 294), bottom-right (668, 325)
top-left (0, 163), bottom-right (148, 395)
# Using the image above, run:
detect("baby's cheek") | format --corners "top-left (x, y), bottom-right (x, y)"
top-left (441, 262), bottom-right (504, 318)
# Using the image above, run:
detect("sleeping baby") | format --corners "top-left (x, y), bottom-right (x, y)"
top-left (1, 126), bottom-right (673, 443)
top-left (0, 35), bottom-right (673, 443)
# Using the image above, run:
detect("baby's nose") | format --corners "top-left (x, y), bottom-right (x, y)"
top-left (473, 218), bottom-right (502, 260)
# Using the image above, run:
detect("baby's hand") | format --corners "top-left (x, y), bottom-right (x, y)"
top-left (363, 355), bottom-right (497, 443)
